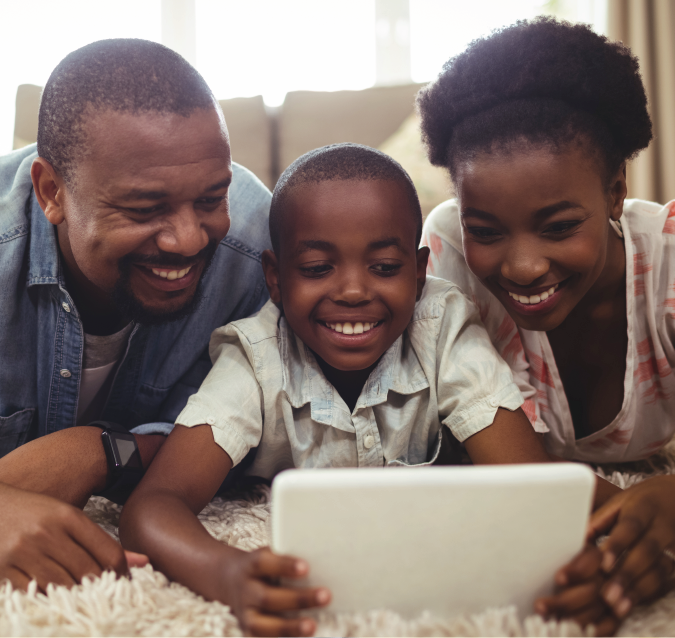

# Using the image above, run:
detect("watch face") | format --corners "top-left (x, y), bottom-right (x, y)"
top-left (111, 432), bottom-right (143, 470)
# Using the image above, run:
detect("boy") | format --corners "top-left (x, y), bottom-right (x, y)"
top-left (120, 144), bottom-right (557, 637)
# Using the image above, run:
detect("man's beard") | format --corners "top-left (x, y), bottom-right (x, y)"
top-left (111, 240), bottom-right (219, 326)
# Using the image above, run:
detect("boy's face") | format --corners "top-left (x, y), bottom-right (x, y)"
top-left (263, 179), bottom-right (429, 372)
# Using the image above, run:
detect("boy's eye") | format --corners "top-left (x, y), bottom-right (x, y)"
top-left (545, 220), bottom-right (581, 235)
top-left (299, 264), bottom-right (333, 276)
top-left (371, 262), bottom-right (402, 276)
top-left (465, 226), bottom-right (501, 240)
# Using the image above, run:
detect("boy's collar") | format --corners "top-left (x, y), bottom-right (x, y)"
top-left (279, 318), bottom-right (429, 429)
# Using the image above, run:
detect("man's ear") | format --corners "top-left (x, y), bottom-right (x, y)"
top-left (262, 249), bottom-right (282, 305)
top-left (415, 245), bottom-right (430, 300)
top-left (31, 158), bottom-right (67, 225)
top-left (608, 162), bottom-right (628, 222)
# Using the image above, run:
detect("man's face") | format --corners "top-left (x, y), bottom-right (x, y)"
top-left (55, 106), bottom-right (232, 324)
top-left (265, 179), bottom-right (428, 373)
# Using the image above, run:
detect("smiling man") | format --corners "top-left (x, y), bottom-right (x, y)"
top-left (0, 40), bottom-right (271, 590)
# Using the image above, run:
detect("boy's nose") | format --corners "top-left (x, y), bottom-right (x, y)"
top-left (333, 269), bottom-right (372, 305)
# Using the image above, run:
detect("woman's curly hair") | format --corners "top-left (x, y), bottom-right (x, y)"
top-left (417, 17), bottom-right (652, 182)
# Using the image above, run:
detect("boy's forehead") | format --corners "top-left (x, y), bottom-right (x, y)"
top-left (282, 178), bottom-right (416, 246)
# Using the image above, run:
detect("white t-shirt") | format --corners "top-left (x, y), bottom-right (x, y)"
top-left (176, 277), bottom-right (523, 479)
top-left (422, 198), bottom-right (675, 463)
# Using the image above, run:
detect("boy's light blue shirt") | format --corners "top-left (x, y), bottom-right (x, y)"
top-left (177, 277), bottom-right (524, 478)
top-left (0, 145), bottom-right (272, 457)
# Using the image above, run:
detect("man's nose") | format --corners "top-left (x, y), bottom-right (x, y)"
top-left (155, 205), bottom-right (209, 257)
top-left (500, 237), bottom-right (549, 286)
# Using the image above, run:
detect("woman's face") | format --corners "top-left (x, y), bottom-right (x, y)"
top-left (456, 144), bottom-right (627, 332)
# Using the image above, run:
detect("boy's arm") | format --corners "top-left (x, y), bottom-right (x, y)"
top-left (119, 423), bottom-right (329, 637)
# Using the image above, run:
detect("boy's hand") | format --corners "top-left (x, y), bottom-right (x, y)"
top-left (224, 547), bottom-right (330, 637)
top-left (588, 476), bottom-right (675, 619)
top-left (535, 544), bottom-right (620, 636)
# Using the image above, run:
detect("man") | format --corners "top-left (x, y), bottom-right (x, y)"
top-left (0, 39), bottom-right (271, 590)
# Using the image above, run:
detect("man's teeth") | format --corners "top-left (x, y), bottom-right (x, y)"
top-left (151, 266), bottom-right (192, 280)
top-left (325, 321), bottom-right (377, 334)
top-left (508, 284), bottom-right (559, 305)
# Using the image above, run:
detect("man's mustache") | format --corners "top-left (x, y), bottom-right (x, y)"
top-left (119, 241), bottom-right (218, 270)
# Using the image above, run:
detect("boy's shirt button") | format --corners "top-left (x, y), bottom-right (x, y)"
top-left (206, 416), bottom-right (216, 425)
top-left (363, 435), bottom-right (375, 449)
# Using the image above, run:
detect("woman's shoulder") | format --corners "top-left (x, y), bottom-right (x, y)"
top-left (422, 198), bottom-right (463, 252)
top-left (623, 198), bottom-right (675, 236)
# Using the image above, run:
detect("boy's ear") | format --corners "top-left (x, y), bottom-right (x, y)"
top-left (262, 249), bottom-right (282, 305)
top-left (415, 246), bottom-right (430, 300)
top-left (31, 157), bottom-right (67, 225)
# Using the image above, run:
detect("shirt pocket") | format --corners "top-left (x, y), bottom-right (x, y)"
top-left (387, 426), bottom-right (461, 467)
top-left (0, 408), bottom-right (36, 459)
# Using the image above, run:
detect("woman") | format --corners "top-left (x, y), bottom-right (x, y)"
top-left (417, 16), bottom-right (675, 630)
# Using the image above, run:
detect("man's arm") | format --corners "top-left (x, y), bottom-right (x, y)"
top-left (120, 423), bottom-right (329, 638)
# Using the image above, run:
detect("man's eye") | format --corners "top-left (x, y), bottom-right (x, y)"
top-left (371, 263), bottom-right (402, 275)
top-left (546, 221), bottom-right (581, 235)
top-left (300, 264), bottom-right (332, 276)
top-left (128, 205), bottom-right (164, 215)
top-left (197, 195), bottom-right (227, 207)
top-left (465, 226), bottom-right (500, 239)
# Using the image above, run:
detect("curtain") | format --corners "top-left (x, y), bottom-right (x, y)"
top-left (608, 0), bottom-right (675, 204)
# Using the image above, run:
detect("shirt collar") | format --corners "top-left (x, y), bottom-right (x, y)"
top-left (27, 190), bottom-right (60, 287)
top-left (279, 318), bottom-right (429, 430)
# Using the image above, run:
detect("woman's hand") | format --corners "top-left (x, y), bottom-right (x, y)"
top-left (222, 547), bottom-right (330, 637)
top-left (535, 544), bottom-right (620, 636)
top-left (587, 475), bottom-right (675, 619)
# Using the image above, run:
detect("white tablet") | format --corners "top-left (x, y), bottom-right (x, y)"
top-left (271, 463), bottom-right (594, 617)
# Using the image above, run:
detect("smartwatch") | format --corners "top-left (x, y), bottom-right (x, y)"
top-left (91, 421), bottom-right (144, 504)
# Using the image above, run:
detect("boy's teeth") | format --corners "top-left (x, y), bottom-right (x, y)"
top-left (508, 284), bottom-right (558, 305)
top-left (151, 266), bottom-right (192, 280)
top-left (326, 321), bottom-right (376, 333)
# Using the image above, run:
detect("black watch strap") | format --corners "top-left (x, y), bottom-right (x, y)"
top-left (92, 421), bottom-right (144, 505)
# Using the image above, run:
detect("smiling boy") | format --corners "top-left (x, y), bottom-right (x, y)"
top-left (120, 144), bottom-right (554, 637)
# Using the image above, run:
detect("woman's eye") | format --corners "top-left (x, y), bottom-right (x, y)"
top-left (372, 263), bottom-right (402, 275)
top-left (546, 221), bottom-right (581, 235)
top-left (465, 226), bottom-right (500, 239)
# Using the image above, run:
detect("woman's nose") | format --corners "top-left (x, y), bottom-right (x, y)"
top-left (500, 238), bottom-right (549, 286)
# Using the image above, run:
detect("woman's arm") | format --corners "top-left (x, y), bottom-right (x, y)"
top-left (119, 424), bottom-right (329, 637)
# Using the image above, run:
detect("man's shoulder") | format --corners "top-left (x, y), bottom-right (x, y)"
top-left (221, 162), bottom-right (272, 261)
top-left (0, 145), bottom-right (38, 239)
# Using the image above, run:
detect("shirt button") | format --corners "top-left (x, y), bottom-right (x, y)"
top-left (490, 398), bottom-right (499, 408)
top-left (206, 416), bottom-right (216, 425)
top-left (62, 302), bottom-right (71, 313)
top-left (364, 434), bottom-right (375, 449)
top-left (60, 369), bottom-right (72, 378)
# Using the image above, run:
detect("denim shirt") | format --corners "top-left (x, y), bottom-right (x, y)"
top-left (177, 277), bottom-right (523, 479)
top-left (0, 145), bottom-right (272, 458)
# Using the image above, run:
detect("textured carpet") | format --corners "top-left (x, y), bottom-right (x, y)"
top-left (2, 449), bottom-right (675, 637)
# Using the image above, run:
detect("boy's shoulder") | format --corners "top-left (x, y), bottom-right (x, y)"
top-left (217, 298), bottom-right (281, 346)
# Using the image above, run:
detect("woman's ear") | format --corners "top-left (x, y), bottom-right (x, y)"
top-left (262, 249), bottom-right (282, 305)
top-left (415, 245), bottom-right (430, 300)
top-left (31, 157), bottom-right (66, 225)
top-left (608, 162), bottom-right (628, 222)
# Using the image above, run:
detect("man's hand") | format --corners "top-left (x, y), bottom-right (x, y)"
top-left (535, 545), bottom-right (620, 636)
top-left (222, 547), bottom-right (330, 637)
top-left (588, 476), bottom-right (675, 619)
top-left (0, 483), bottom-right (133, 591)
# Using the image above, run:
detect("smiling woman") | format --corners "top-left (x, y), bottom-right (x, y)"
top-left (418, 17), bottom-right (675, 624)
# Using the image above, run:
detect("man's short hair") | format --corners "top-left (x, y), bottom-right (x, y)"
top-left (270, 143), bottom-right (423, 254)
top-left (37, 38), bottom-right (216, 184)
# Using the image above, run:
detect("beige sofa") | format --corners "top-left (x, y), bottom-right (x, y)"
top-left (14, 82), bottom-right (452, 217)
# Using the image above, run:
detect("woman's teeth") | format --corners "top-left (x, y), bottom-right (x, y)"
top-left (508, 284), bottom-right (559, 305)
top-left (151, 266), bottom-right (192, 281)
top-left (325, 321), bottom-right (377, 334)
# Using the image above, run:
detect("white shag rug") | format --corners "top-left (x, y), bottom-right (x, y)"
top-left (3, 448), bottom-right (675, 637)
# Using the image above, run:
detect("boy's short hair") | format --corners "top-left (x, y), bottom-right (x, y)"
top-left (270, 143), bottom-right (423, 254)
